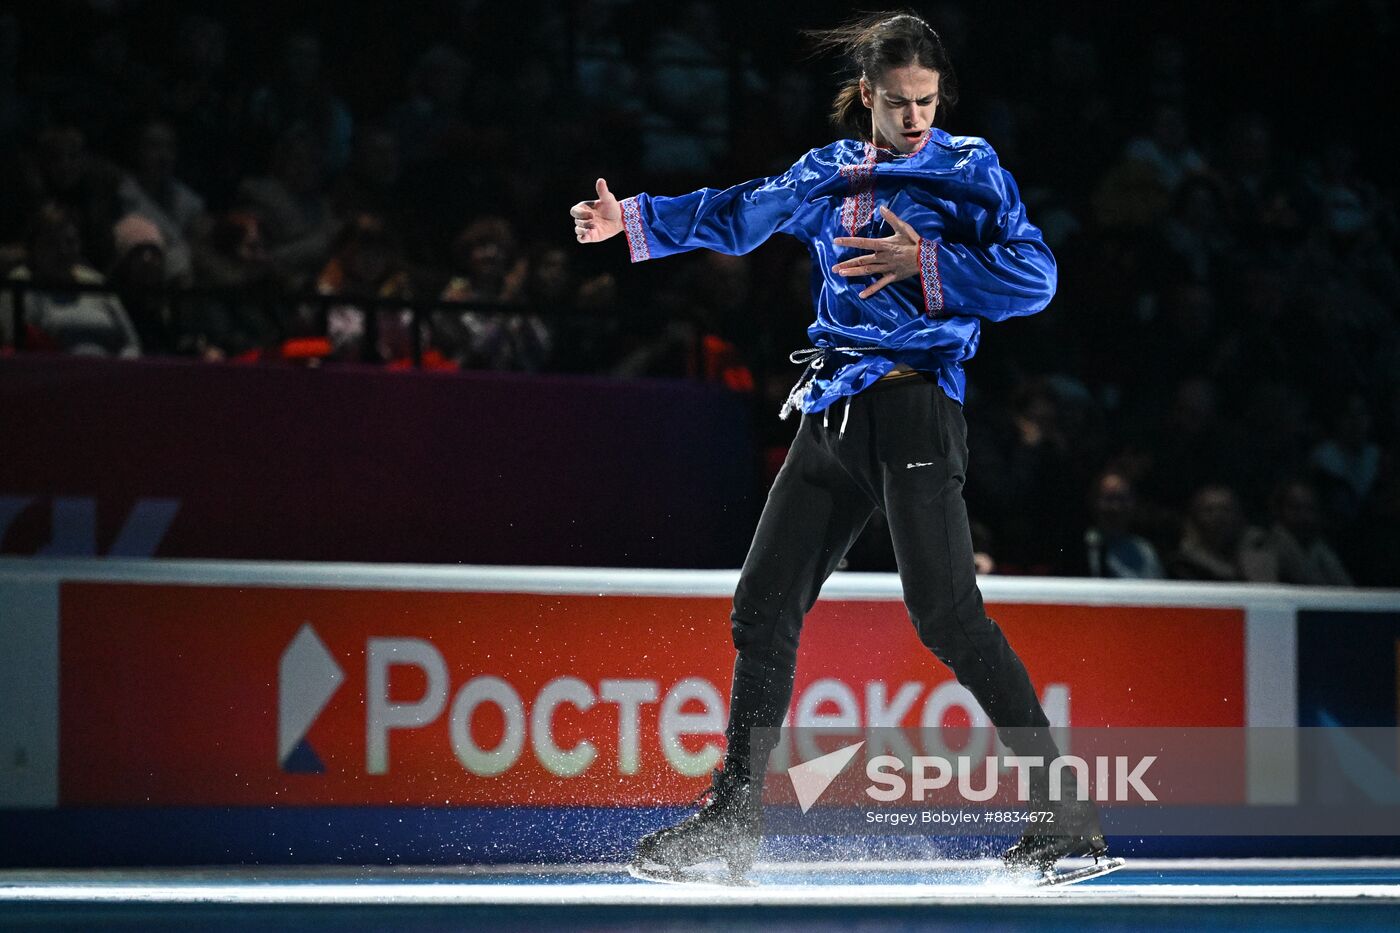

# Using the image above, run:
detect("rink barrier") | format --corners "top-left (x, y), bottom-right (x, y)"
top-left (1, 558), bottom-right (1398, 864)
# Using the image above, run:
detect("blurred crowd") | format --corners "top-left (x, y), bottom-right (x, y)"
top-left (1, 1), bottom-right (1396, 584)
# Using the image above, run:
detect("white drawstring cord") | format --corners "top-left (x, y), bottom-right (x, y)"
top-left (780, 345), bottom-right (875, 420)
top-left (839, 395), bottom-right (852, 438)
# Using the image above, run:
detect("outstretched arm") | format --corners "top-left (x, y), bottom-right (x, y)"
top-left (569, 149), bottom-right (828, 262)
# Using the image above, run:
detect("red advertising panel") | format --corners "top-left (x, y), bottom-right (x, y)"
top-left (59, 582), bottom-right (1244, 807)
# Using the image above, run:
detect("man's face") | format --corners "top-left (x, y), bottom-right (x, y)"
top-left (861, 64), bottom-right (939, 152)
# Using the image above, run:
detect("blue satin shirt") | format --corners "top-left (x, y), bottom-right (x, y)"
top-left (618, 128), bottom-right (1056, 415)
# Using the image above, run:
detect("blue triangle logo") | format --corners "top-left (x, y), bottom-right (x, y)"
top-left (282, 738), bottom-right (325, 774)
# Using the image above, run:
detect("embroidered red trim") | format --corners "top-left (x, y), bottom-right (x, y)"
top-left (919, 238), bottom-right (943, 314)
top-left (839, 145), bottom-right (879, 235)
top-left (620, 196), bottom-right (650, 262)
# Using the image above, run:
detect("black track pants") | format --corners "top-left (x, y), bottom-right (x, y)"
top-left (723, 374), bottom-right (1056, 780)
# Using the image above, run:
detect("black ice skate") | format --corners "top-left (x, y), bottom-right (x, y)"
top-left (1003, 777), bottom-right (1110, 875)
top-left (1002, 826), bottom-right (1109, 871)
top-left (629, 768), bottom-right (760, 885)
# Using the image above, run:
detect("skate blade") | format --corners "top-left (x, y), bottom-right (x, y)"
top-left (1035, 856), bottom-right (1126, 887)
top-left (627, 861), bottom-right (753, 886)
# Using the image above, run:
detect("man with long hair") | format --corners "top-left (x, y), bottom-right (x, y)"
top-left (571, 12), bottom-right (1105, 881)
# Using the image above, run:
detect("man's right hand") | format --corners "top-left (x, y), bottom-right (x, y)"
top-left (571, 178), bottom-right (623, 244)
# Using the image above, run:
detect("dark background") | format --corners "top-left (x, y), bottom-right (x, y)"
top-left (1, 0), bottom-right (1396, 582)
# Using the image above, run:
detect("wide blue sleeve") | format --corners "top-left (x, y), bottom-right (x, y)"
top-left (906, 148), bottom-right (1057, 321)
top-left (619, 149), bottom-right (830, 261)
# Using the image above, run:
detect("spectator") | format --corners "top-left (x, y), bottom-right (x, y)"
top-left (1169, 485), bottom-right (1277, 582)
top-left (1, 125), bottom-right (123, 271)
top-left (684, 253), bottom-right (757, 392)
top-left (1304, 141), bottom-right (1386, 252)
top-left (0, 203), bottom-right (139, 357)
top-left (1267, 479), bottom-right (1353, 586)
top-left (441, 217), bottom-right (526, 304)
top-left (117, 118), bottom-right (208, 285)
top-left (107, 213), bottom-right (172, 354)
top-left (970, 519), bottom-right (998, 577)
top-left (1310, 393), bottom-right (1382, 528)
top-left (1290, 147), bottom-right (1400, 400)
top-left (1079, 471), bottom-right (1166, 579)
top-left (965, 380), bottom-right (1077, 575)
top-left (332, 126), bottom-right (406, 235)
top-left (183, 210), bottom-right (278, 360)
top-left (312, 213), bottom-right (415, 364)
top-left (612, 253), bottom-right (756, 391)
top-left (236, 123), bottom-right (339, 290)
top-left (525, 244), bottom-right (617, 373)
top-left (198, 211), bottom-right (271, 290)
top-left (438, 217), bottom-right (550, 371)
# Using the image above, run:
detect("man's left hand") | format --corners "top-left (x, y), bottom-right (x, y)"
top-left (832, 206), bottom-right (922, 299)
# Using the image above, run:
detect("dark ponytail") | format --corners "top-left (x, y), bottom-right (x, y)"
top-left (807, 11), bottom-right (960, 141)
